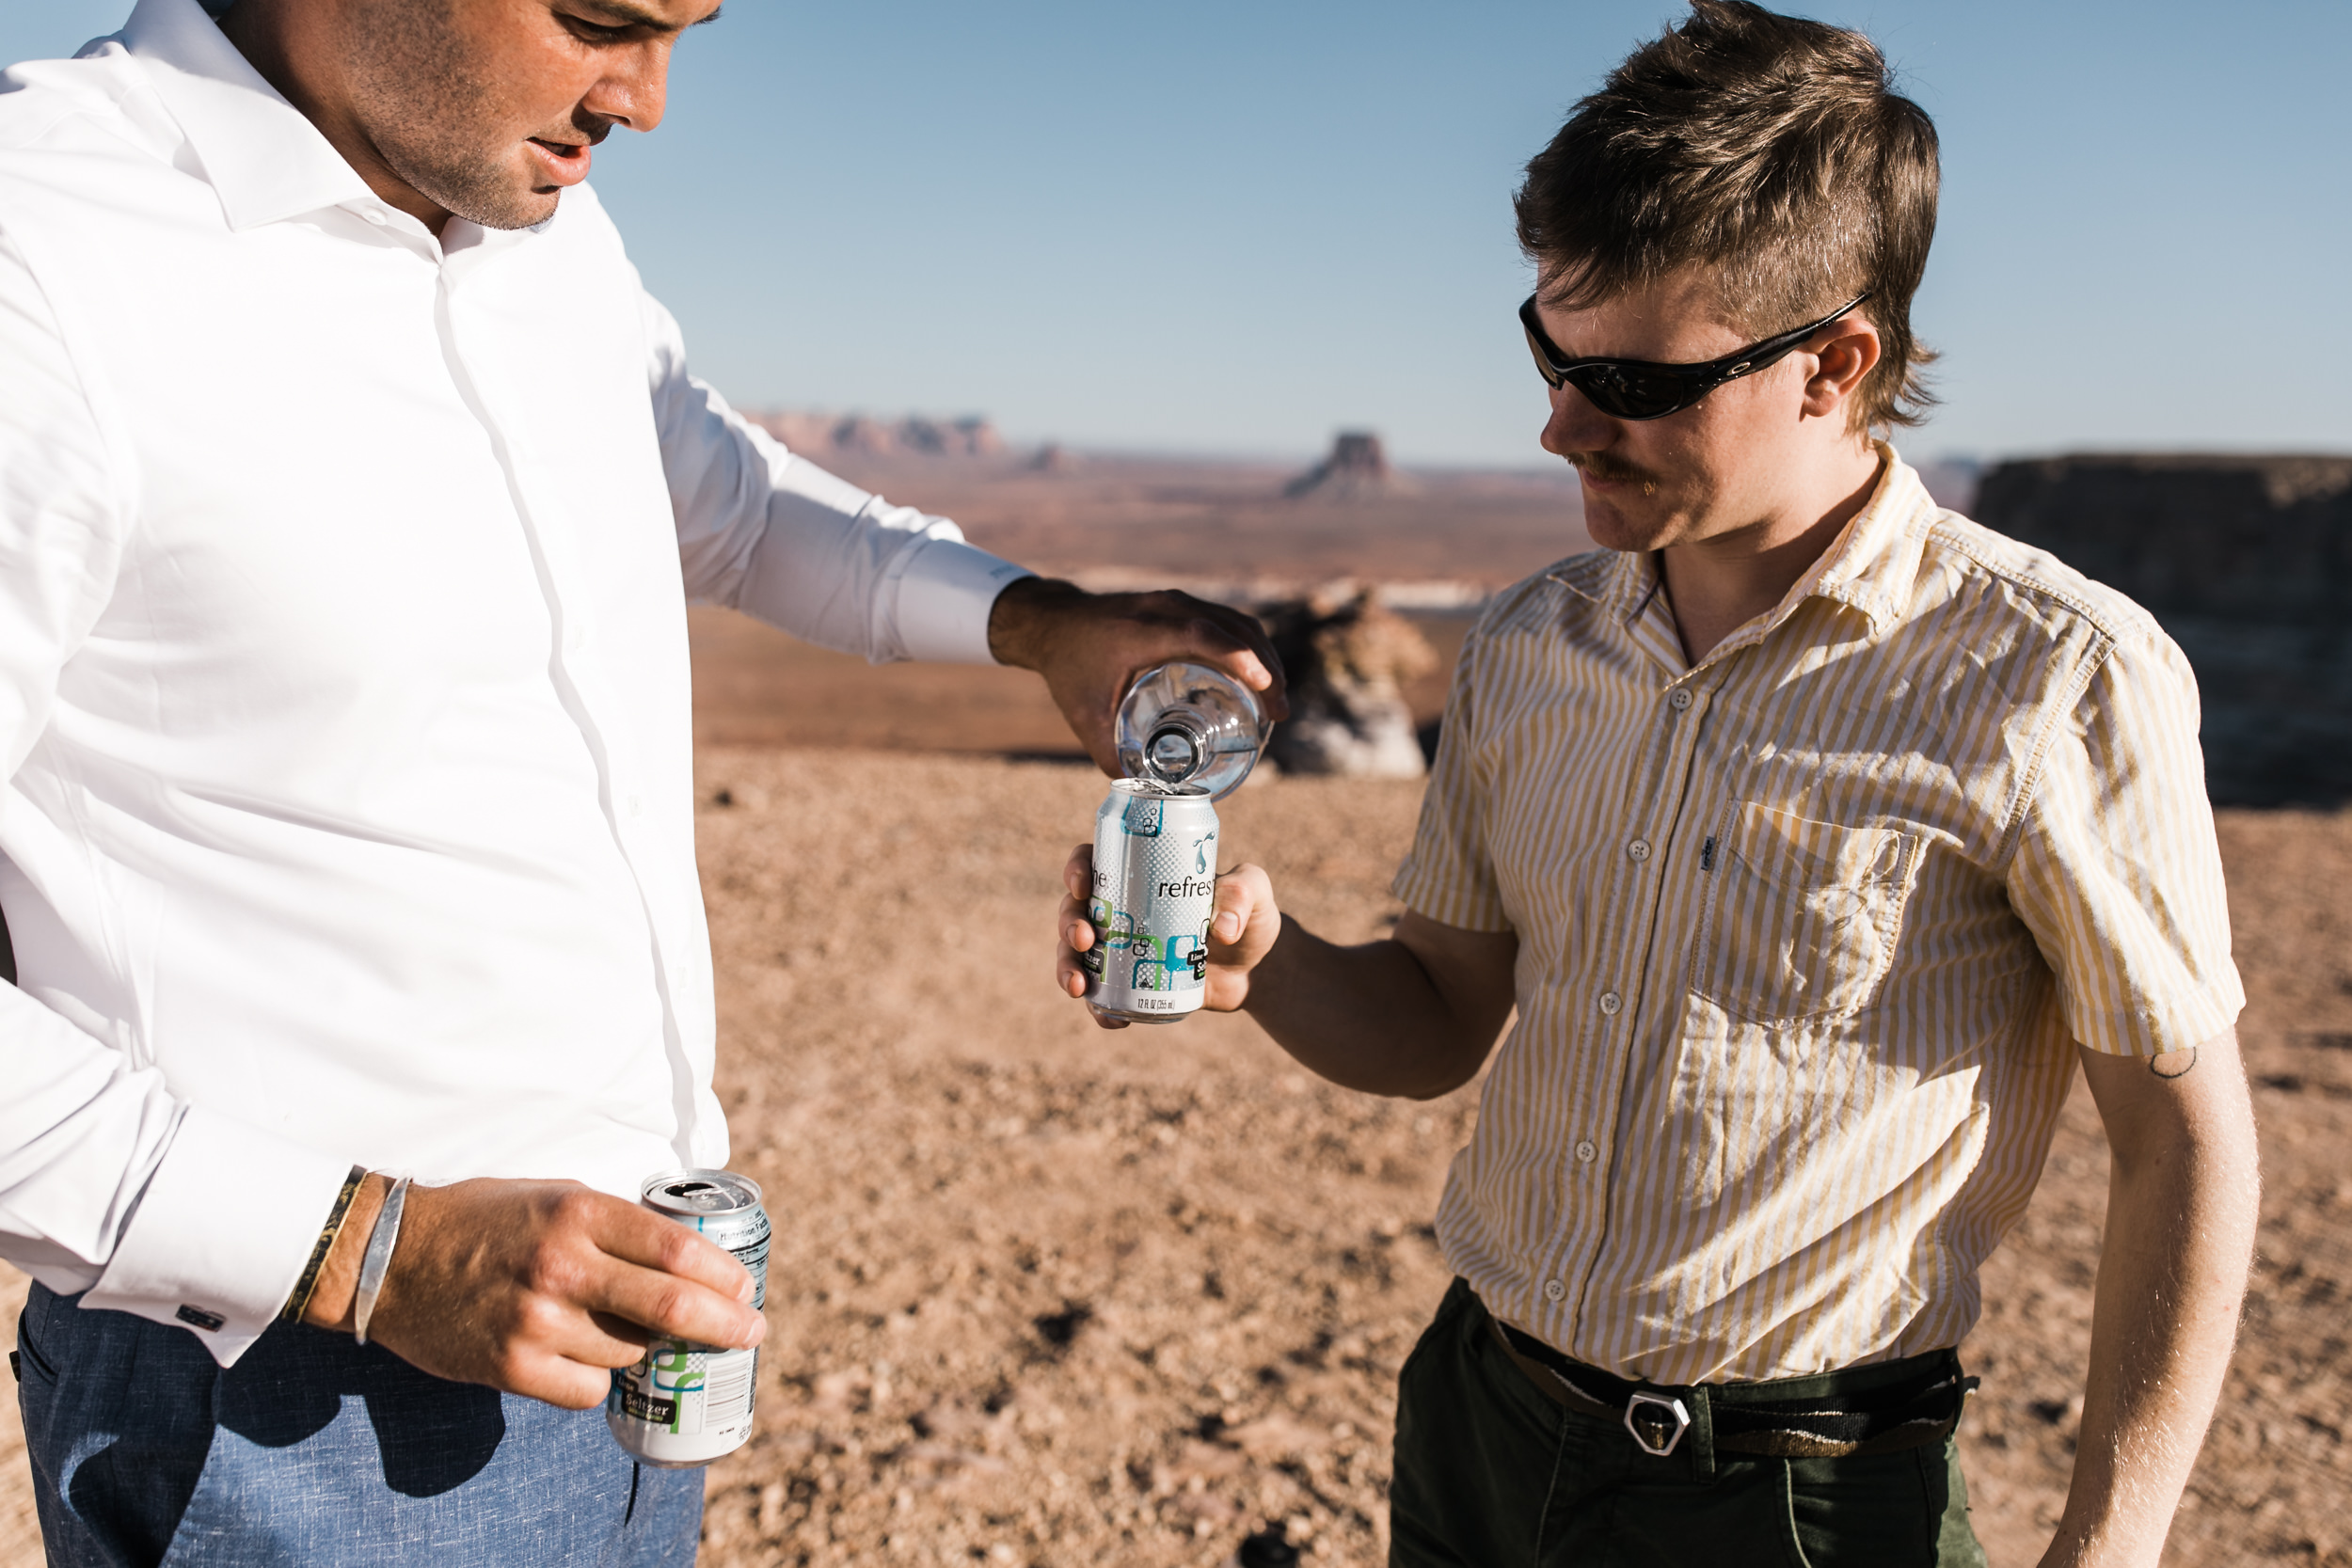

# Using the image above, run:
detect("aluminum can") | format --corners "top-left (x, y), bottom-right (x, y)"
top-left (607, 1168), bottom-right (771, 1467)
top-left (1081, 779), bottom-right (1220, 1024)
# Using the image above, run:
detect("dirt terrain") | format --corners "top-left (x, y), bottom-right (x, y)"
top-left (1, 456), bottom-right (2346, 1564)
top-left (3, 755), bottom-right (2345, 1566)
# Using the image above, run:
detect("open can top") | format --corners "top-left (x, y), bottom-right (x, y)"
top-left (641, 1168), bottom-right (764, 1218)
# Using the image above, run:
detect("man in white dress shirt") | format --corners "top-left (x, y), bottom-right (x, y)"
top-left (0, 0), bottom-right (1281, 1560)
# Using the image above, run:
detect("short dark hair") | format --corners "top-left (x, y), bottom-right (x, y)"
top-left (1515, 0), bottom-right (1940, 432)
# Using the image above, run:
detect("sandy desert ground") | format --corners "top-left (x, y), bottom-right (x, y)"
top-left (3, 745), bottom-right (2346, 1567)
top-left (2, 456), bottom-right (2346, 1564)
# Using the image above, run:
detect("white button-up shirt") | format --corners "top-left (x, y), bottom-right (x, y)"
top-left (0, 0), bottom-right (1030, 1364)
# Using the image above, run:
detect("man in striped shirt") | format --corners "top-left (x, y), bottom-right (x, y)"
top-left (1057, 4), bottom-right (2258, 1563)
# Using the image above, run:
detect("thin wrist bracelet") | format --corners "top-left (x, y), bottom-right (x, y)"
top-left (281, 1164), bottom-right (368, 1323)
top-left (352, 1172), bottom-right (413, 1348)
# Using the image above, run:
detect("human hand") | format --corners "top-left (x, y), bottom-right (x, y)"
top-left (305, 1177), bottom-right (763, 1409)
top-left (1056, 845), bottom-right (1283, 1028)
top-left (987, 578), bottom-right (1287, 773)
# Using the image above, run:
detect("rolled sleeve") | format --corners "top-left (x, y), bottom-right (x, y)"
top-left (2004, 622), bottom-right (2244, 1056)
top-left (1391, 624), bottom-right (1515, 933)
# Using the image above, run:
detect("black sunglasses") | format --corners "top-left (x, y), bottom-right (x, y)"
top-left (1518, 291), bottom-right (1873, 420)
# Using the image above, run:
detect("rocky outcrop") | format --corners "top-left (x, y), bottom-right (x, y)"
top-left (1973, 453), bottom-right (2352, 806)
top-left (1261, 587), bottom-right (1437, 779)
top-left (754, 411), bottom-right (1004, 460)
top-left (1284, 433), bottom-right (1413, 500)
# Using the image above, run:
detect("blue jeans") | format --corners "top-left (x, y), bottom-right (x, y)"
top-left (16, 1283), bottom-right (703, 1567)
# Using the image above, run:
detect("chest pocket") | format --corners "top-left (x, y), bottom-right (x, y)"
top-left (1692, 801), bottom-right (1921, 1026)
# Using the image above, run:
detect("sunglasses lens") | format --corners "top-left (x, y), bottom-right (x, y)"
top-left (1523, 325), bottom-right (1566, 388)
top-left (1569, 364), bottom-right (1700, 421)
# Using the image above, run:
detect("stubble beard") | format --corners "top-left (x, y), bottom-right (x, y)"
top-left (340, 2), bottom-right (560, 231)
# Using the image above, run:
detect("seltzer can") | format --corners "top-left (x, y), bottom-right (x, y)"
top-left (607, 1168), bottom-right (771, 1467)
top-left (1081, 779), bottom-right (1220, 1024)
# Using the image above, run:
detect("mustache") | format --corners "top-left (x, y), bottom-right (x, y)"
top-left (530, 118), bottom-right (615, 150)
top-left (1568, 451), bottom-right (1661, 492)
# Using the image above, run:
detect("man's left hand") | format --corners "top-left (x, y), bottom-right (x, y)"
top-left (988, 578), bottom-right (1288, 773)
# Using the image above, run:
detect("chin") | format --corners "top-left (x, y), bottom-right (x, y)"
top-left (1581, 494), bottom-right (1672, 555)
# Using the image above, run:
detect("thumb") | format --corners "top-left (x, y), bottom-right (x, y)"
top-left (1208, 863), bottom-right (1276, 953)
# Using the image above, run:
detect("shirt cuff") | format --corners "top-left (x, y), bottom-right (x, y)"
top-left (79, 1104), bottom-right (360, 1367)
top-left (885, 537), bottom-right (1034, 665)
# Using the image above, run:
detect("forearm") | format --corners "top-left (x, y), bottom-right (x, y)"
top-left (1239, 918), bottom-right (1497, 1100)
top-left (2048, 1056), bottom-right (2259, 1565)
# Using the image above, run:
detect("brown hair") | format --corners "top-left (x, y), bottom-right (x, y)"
top-left (1514, 0), bottom-right (1940, 432)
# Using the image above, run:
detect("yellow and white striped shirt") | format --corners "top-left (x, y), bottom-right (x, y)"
top-left (1393, 448), bottom-right (2243, 1386)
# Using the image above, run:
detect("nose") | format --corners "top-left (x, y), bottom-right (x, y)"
top-left (583, 40), bottom-right (675, 133)
top-left (1540, 381), bottom-right (1616, 461)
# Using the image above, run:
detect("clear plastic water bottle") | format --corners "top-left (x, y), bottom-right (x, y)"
top-left (1115, 662), bottom-right (1270, 800)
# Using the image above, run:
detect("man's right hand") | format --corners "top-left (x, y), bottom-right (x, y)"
top-left (1055, 836), bottom-right (1518, 1100)
top-left (1056, 845), bottom-right (1285, 1028)
top-left (304, 1177), bottom-right (764, 1409)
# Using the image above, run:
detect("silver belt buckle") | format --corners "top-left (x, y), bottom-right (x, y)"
top-left (1624, 1390), bottom-right (1692, 1457)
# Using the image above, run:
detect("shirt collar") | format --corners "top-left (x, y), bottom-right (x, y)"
top-left (1553, 442), bottom-right (1938, 646)
top-left (1798, 443), bottom-right (1937, 638)
top-left (124, 0), bottom-right (375, 231)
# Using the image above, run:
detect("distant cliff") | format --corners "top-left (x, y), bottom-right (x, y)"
top-left (750, 411), bottom-right (1005, 460)
top-left (1974, 453), bottom-right (2352, 806)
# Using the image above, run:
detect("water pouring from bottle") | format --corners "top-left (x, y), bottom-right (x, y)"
top-left (1079, 663), bottom-right (1272, 1024)
top-left (1115, 661), bottom-right (1270, 801)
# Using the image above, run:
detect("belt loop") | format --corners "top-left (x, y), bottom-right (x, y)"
top-left (1686, 1384), bottom-right (1716, 1481)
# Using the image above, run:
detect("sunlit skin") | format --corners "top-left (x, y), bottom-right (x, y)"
top-left (221, 0), bottom-right (724, 235)
top-left (1534, 266), bottom-right (1885, 665)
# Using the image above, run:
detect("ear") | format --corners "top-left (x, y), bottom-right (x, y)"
top-left (1799, 317), bottom-right (1882, 422)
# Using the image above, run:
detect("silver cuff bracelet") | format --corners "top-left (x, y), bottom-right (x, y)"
top-left (352, 1172), bottom-right (413, 1349)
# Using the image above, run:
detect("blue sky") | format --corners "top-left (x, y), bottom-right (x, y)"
top-left (8, 2), bottom-right (2347, 467)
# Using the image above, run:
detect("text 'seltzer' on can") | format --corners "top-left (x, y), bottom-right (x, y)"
top-left (607, 1169), bottom-right (771, 1467)
top-left (1081, 779), bottom-right (1220, 1025)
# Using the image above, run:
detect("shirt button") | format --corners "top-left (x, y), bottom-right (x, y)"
top-left (1627, 839), bottom-right (1652, 863)
top-left (1598, 991), bottom-right (1623, 1016)
top-left (1544, 1279), bottom-right (1566, 1303)
top-left (627, 793), bottom-right (644, 817)
top-left (1575, 1139), bottom-right (1597, 1164)
top-left (361, 208), bottom-right (388, 226)
top-left (1669, 689), bottom-right (1694, 711)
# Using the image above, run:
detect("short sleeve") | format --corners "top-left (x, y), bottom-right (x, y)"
top-left (2004, 623), bottom-right (2244, 1056)
top-left (1391, 621), bottom-right (1513, 933)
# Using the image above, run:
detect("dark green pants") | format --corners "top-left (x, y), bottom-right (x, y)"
top-left (1390, 1280), bottom-right (1987, 1567)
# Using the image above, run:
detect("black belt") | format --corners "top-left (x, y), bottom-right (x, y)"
top-left (1486, 1314), bottom-right (1976, 1460)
